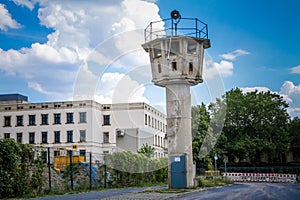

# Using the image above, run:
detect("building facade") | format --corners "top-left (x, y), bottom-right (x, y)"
top-left (0, 94), bottom-right (167, 162)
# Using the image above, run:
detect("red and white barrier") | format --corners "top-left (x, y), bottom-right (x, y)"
top-left (224, 173), bottom-right (297, 183)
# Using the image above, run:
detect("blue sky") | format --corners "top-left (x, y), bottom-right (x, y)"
top-left (0, 0), bottom-right (299, 117)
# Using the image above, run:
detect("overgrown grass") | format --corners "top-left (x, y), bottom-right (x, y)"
top-left (198, 177), bottom-right (232, 188)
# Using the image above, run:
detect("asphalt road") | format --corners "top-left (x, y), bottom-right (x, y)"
top-left (175, 183), bottom-right (300, 200)
top-left (32, 183), bottom-right (300, 200)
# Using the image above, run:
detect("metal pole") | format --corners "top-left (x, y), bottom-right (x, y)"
top-left (89, 152), bottom-right (92, 190)
top-left (104, 156), bottom-right (107, 189)
top-left (214, 158), bottom-right (217, 171)
top-left (47, 147), bottom-right (51, 190)
top-left (224, 159), bottom-right (227, 176)
top-left (69, 150), bottom-right (74, 190)
top-left (171, 19), bottom-right (174, 36)
top-left (195, 18), bottom-right (198, 38)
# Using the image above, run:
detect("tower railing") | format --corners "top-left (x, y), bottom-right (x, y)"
top-left (144, 17), bottom-right (208, 43)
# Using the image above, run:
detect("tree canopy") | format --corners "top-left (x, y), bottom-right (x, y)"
top-left (192, 88), bottom-right (292, 168)
top-left (137, 143), bottom-right (155, 158)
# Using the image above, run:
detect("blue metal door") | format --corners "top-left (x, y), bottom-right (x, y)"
top-left (171, 155), bottom-right (186, 188)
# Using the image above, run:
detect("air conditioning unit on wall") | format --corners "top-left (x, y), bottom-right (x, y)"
top-left (116, 128), bottom-right (125, 137)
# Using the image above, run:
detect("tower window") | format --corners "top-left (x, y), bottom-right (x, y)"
top-left (169, 41), bottom-right (180, 54)
top-left (187, 41), bottom-right (197, 54)
top-left (189, 62), bottom-right (193, 73)
top-left (172, 62), bottom-right (177, 71)
top-left (153, 44), bottom-right (161, 58)
top-left (158, 63), bottom-right (161, 73)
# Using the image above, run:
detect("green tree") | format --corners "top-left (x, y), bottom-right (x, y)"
top-left (210, 88), bottom-right (290, 164)
top-left (0, 138), bottom-right (34, 198)
top-left (137, 143), bottom-right (155, 158)
top-left (289, 117), bottom-right (300, 161)
top-left (191, 103), bottom-right (210, 168)
top-left (104, 151), bottom-right (167, 187)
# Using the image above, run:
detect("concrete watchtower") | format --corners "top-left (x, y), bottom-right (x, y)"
top-left (142, 10), bottom-right (210, 188)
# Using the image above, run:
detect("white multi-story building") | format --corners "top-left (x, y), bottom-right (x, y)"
top-left (0, 94), bottom-right (167, 162)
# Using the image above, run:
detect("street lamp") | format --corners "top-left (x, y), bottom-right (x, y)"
top-left (214, 153), bottom-right (218, 171)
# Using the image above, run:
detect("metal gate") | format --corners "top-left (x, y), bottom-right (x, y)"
top-left (171, 155), bottom-right (186, 188)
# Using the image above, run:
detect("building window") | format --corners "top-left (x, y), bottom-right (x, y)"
top-left (29, 132), bottom-right (35, 144)
top-left (79, 150), bottom-right (86, 161)
top-left (28, 115), bottom-right (36, 126)
top-left (103, 132), bottom-right (109, 143)
top-left (152, 117), bottom-right (154, 127)
top-left (66, 113), bottom-right (74, 123)
top-left (79, 112), bottom-right (87, 123)
top-left (17, 133), bottom-right (22, 143)
top-left (80, 130), bottom-right (86, 142)
top-left (148, 116), bottom-right (151, 126)
top-left (42, 132), bottom-right (48, 144)
top-left (103, 115), bottom-right (110, 126)
top-left (41, 114), bottom-right (48, 125)
top-left (16, 115), bottom-right (23, 126)
top-left (54, 113), bottom-right (61, 124)
top-left (4, 116), bottom-right (11, 127)
top-left (54, 150), bottom-right (60, 156)
top-left (54, 131), bottom-right (60, 143)
top-left (145, 114), bottom-right (147, 125)
top-left (4, 133), bottom-right (10, 138)
top-left (67, 130), bottom-right (73, 143)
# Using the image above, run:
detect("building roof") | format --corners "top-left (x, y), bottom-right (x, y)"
top-left (0, 94), bottom-right (28, 102)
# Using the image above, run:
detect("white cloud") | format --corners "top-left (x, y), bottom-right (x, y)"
top-left (290, 65), bottom-right (300, 74)
top-left (0, 4), bottom-right (21, 31)
top-left (204, 58), bottom-right (234, 79)
top-left (72, 64), bottom-right (150, 104)
top-left (240, 86), bottom-right (271, 94)
top-left (220, 49), bottom-right (250, 61)
top-left (12, 0), bottom-right (35, 10)
top-left (280, 81), bottom-right (300, 118)
top-left (0, 0), bottom-right (161, 102)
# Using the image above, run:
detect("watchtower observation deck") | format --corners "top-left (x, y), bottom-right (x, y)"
top-left (142, 10), bottom-right (211, 87)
